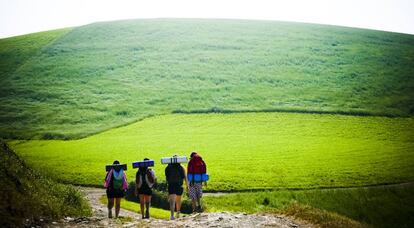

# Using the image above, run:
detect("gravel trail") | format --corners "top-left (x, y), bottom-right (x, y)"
top-left (45, 187), bottom-right (313, 228)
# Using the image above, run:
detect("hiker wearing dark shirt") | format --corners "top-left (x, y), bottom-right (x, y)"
top-left (135, 158), bottom-right (156, 219)
top-left (165, 159), bottom-right (188, 220)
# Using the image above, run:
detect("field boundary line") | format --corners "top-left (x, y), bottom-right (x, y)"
top-left (202, 181), bottom-right (414, 196)
top-left (172, 108), bottom-right (406, 118)
top-left (69, 181), bottom-right (414, 195)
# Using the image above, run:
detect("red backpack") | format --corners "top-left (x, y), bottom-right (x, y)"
top-left (188, 154), bottom-right (206, 174)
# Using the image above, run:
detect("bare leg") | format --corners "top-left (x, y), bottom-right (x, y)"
top-left (139, 194), bottom-right (145, 219)
top-left (191, 199), bottom-right (197, 212)
top-left (107, 198), bottom-right (114, 218)
top-left (169, 194), bottom-right (176, 219)
top-left (176, 195), bottom-right (182, 217)
top-left (145, 195), bottom-right (151, 218)
top-left (197, 197), bottom-right (202, 211)
top-left (115, 198), bottom-right (121, 218)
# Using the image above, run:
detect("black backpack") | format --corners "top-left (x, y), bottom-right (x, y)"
top-left (166, 164), bottom-right (184, 184)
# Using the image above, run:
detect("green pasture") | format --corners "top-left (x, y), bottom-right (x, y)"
top-left (203, 184), bottom-right (414, 228)
top-left (1, 19), bottom-right (414, 139)
top-left (10, 112), bottom-right (414, 191)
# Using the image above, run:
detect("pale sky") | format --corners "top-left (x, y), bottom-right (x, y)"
top-left (1, 0), bottom-right (413, 38)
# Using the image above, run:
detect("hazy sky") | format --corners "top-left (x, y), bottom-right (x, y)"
top-left (1, 0), bottom-right (413, 38)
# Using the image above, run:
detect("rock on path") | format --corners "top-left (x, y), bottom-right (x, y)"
top-left (143, 212), bottom-right (312, 228)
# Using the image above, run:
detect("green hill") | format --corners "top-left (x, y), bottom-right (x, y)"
top-left (1, 19), bottom-right (414, 139)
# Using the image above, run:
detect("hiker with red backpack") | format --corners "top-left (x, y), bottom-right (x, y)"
top-left (164, 155), bottom-right (189, 220)
top-left (104, 160), bottom-right (128, 218)
top-left (135, 158), bottom-right (156, 219)
top-left (187, 152), bottom-right (208, 213)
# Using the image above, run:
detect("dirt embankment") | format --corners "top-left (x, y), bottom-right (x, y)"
top-left (46, 187), bottom-right (313, 227)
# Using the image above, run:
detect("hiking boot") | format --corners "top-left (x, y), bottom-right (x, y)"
top-left (145, 210), bottom-right (150, 219)
top-left (170, 216), bottom-right (175, 220)
top-left (176, 211), bottom-right (180, 218)
top-left (197, 205), bottom-right (203, 213)
top-left (108, 210), bottom-right (112, 218)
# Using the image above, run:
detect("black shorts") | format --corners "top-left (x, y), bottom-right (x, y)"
top-left (168, 182), bottom-right (183, 195)
top-left (138, 186), bottom-right (152, 196)
top-left (106, 188), bottom-right (125, 198)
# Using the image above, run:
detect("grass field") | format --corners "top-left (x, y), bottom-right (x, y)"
top-left (1, 19), bottom-right (414, 139)
top-left (9, 112), bottom-right (414, 191)
top-left (203, 184), bottom-right (414, 228)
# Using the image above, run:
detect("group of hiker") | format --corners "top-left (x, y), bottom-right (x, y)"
top-left (104, 152), bottom-right (208, 220)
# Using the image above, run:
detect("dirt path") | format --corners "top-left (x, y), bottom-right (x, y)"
top-left (46, 187), bottom-right (313, 227)
top-left (46, 187), bottom-right (142, 227)
top-left (45, 182), bottom-right (414, 227)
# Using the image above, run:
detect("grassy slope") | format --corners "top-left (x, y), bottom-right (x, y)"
top-left (0, 141), bottom-right (91, 227)
top-left (10, 113), bottom-right (414, 191)
top-left (1, 19), bottom-right (414, 139)
top-left (0, 28), bottom-right (71, 77)
top-left (0, 28), bottom-right (72, 139)
top-left (203, 184), bottom-right (414, 228)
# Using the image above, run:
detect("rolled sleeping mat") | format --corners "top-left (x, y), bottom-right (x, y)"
top-left (132, 160), bottom-right (155, 168)
top-left (188, 173), bottom-right (209, 182)
top-left (105, 164), bottom-right (127, 171)
top-left (161, 156), bottom-right (188, 164)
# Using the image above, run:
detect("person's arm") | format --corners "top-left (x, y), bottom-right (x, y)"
top-left (187, 160), bottom-right (193, 186)
top-left (135, 171), bottom-right (140, 196)
top-left (183, 166), bottom-right (189, 191)
top-left (152, 170), bottom-right (157, 185)
top-left (165, 166), bottom-right (169, 183)
top-left (123, 171), bottom-right (128, 190)
top-left (147, 169), bottom-right (155, 183)
top-left (203, 160), bottom-right (207, 187)
top-left (104, 170), bottom-right (112, 188)
top-left (104, 172), bottom-right (108, 188)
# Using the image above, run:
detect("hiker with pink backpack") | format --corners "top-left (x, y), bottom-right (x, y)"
top-left (187, 152), bottom-right (209, 213)
top-left (104, 160), bottom-right (128, 218)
